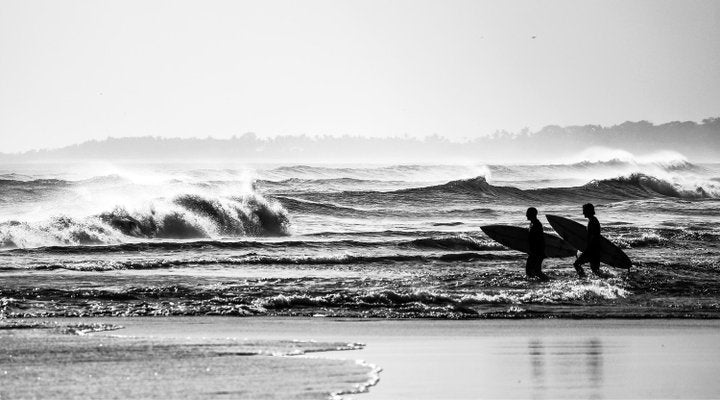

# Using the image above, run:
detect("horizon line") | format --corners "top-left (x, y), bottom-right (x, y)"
top-left (4, 115), bottom-right (719, 155)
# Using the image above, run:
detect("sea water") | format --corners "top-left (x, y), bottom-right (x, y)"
top-left (1, 154), bottom-right (719, 319)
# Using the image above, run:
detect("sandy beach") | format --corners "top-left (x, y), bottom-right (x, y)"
top-left (3, 317), bottom-right (717, 399)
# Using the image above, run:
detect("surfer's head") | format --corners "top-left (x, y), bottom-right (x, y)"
top-left (582, 203), bottom-right (595, 217)
top-left (526, 207), bottom-right (538, 220)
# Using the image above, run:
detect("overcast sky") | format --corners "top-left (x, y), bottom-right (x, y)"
top-left (1, 0), bottom-right (719, 152)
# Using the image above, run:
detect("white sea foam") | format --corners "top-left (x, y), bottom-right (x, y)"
top-left (464, 280), bottom-right (630, 305)
top-left (561, 147), bottom-right (690, 167)
top-left (0, 191), bottom-right (289, 248)
top-left (330, 360), bottom-right (383, 400)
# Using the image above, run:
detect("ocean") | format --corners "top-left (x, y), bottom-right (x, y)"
top-left (1, 155), bottom-right (719, 319)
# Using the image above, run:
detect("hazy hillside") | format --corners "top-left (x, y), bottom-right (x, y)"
top-left (2, 118), bottom-right (719, 163)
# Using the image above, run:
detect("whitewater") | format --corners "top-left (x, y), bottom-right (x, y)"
top-left (1, 151), bottom-right (719, 319)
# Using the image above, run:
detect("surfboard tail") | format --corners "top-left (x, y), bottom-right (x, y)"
top-left (546, 214), bottom-right (633, 270)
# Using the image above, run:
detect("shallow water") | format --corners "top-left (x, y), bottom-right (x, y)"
top-left (1, 159), bottom-right (719, 319)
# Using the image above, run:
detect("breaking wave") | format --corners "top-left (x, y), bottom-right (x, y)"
top-left (579, 174), bottom-right (714, 199)
top-left (0, 192), bottom-right (289, 249)
top-left (390, 173), bottom-right (717, 201)
top-left (561, 148), bottom-right (696, 169)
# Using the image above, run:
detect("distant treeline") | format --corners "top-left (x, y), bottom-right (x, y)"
top-left (3, 118), bottom-right (719, 163)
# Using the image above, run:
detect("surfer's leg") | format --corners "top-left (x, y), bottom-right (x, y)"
top-left (535, 265), bottom-right (550, 282)
top-left (526, 256), bottom-right (535, 278)
top-left (589, 258), bottom-right (608, 277)
top-left (532, 257), bottom-right (549, 281)
top-left (574, 254), bottom-right (588, 278)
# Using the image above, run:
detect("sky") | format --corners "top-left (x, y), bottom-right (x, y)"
top-left (1, 0), bottom-right (719, 153)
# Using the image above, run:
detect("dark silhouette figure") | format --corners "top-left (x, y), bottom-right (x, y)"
top-left (526, 207), bottom-right (549, 281)
top-left (573, 203), bottom-right (605, 278)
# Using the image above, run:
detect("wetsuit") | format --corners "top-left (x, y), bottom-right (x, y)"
top-left (527, 218), bottom-right (549, 280)
top-left (574, 216), bottom-right (601, 273)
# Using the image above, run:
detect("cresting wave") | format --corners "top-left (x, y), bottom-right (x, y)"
top-left (0, 192), bottom-right (289, 249)
top-left (561, 148), bottom-right (696, 169)
top-left (393, 173), bottom-right (718, 201)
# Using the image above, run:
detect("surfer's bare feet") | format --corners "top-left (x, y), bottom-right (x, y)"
top-left (592, 268), bottom-right (610, 278)
top-left (536, 272), bottom-right (550, 282)
top-left (574, 265), bottom-right (586, 278)
top-left (526, 273), bottom-right (551, 282)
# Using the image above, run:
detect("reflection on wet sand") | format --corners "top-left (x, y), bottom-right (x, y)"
top-left (528, 338), bottom-right (605, 399)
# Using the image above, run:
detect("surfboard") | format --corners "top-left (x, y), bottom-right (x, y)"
top-left (480, 225), bottom-right (577, 258)
top-left (546, 215), bottom-right (632, 269)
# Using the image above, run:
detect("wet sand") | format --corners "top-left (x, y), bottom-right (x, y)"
top-left (6, 317), bottom-right (720, 399)
top-left (0, 321), bottom-right (374, 399)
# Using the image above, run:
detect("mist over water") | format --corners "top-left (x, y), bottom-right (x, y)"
top-left (1, 148), bottom-right (719, 319)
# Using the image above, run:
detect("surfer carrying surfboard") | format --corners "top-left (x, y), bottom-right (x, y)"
top-left (526, 207), bottom-right (550, 281)
top-left (573, 203), bottom-right (604, 278)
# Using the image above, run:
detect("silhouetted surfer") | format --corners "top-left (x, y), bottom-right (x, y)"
top-left (526, 207), bottom-right (549, 281)
top-left (573, 203), bottom-right (606, 278)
